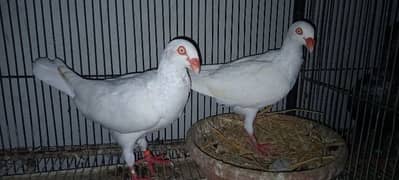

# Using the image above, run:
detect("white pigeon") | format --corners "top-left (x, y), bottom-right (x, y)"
top-left (32, 38), bottom-right (200, 180)
top-left (190, 21), bottom-right (315, 155)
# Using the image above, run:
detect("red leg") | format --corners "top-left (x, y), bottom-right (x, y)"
top-left (135, 150), bottom-right (173, 176)
top-left (248, 135), bottom-right (272, 156)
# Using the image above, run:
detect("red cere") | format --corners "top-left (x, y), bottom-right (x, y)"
top-left (177, 46), bottom-right (187, 55)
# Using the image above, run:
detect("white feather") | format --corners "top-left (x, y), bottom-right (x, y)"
top-left (32, 58), bottom-right (77, 97)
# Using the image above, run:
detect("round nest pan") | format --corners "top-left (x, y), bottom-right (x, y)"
top-left (186, 113), bottom-right (348, 180)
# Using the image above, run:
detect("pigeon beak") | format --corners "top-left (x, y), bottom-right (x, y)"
top-left (305, 37), bottom-right (315, 53)
top-left (188, 58), bottom-right (200, 74)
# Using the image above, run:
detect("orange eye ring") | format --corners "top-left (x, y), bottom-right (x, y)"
top-left (295, 27), bottom-right (303, 35)
top-left (177, 46), bottom-right (187, 55)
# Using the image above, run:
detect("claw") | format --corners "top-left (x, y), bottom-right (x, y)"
top-left (248, 135), bottom-right (272, 156)
top-left (135, 150), bottom-right (172, 176)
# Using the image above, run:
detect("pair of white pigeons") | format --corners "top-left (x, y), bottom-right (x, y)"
top-left (33, 21), bottom-right (315, 179)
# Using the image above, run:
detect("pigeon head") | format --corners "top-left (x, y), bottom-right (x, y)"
top-left (163, 39), bottom-right (201, 74)
top-left (287, 21), bottom-right (315, 52)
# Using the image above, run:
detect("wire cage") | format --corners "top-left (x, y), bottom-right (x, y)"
top-left (0, 0), bottom-right (398, 179)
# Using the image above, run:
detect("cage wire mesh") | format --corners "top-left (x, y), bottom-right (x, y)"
top-left (0, 0), bottom-right (398, 179)
top-left (0, 0), bottom-right (293, 178)
top-left (297, 0), bottom-right (399, 179)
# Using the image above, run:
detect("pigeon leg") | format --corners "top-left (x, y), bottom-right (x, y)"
top-left (248, 134), bottom-right (272, 156)
top-left (135, 150), bottom-right (173, 176)
top-left (241, 108), bottom-right (273, 156)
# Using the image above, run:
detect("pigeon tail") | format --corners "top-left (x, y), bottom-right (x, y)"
top-left (32, 58), bottom-right (80, 97)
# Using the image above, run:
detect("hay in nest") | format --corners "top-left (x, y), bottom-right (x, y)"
top-left (192, 111), bottom-right (346, 172)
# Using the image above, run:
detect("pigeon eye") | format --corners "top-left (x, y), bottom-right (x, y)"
top-left (177, 46), bottom-right (187, 55)
top-left (295, 27), bottom-right (303, 35)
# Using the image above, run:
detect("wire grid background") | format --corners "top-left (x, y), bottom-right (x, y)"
top-left (0, 0), bottom-right (398, 179)
top-left (298, 0), bottom-right (399, 179)
top-left (0, 0), bottom-right (293, 176)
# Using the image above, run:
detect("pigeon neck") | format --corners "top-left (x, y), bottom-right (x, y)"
top-left (281, 37), bottom-right (303, 56)
top-left (277, 37), bottom-right (304, 84)
top-left (157, 59), bottom-right (189, 86)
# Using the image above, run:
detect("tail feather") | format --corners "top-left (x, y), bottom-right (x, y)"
top-left (32, 58), bottom-right (79, 97)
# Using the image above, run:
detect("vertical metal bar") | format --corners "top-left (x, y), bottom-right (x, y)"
top-left (168, 0), bottom-right (173, 140)
top-left (182, 0), bottom-right (187, 138)
top-left (301, 0), bottom-right (315, 119)
top-left (131, 0), bottom-right (138, 73)
top-left (98, 0), bottom-right (106, 144)
top-left (81, 0), bottom-right (90, 149)
top-left (356, 0), bottom-right (384, 176)
top-left (229, 0), bottom-right (235, 59)
top-left (151, 0), bottom-right (159, 141)
top-left (183, 0), bottom-right (185, 35)
top-left (190, 0), bottom-right (194, 126)
top-left (74, 0), bottom-right (86, 147)
top-left (39, 0), bottom-right (52, 150)
top-left (267, 0), bottom-right (273, 50)
top-left (31, 0), bottom-right (43, 146)
top-left (222, 0), bottom-right (227, 62)
top-left (203, 0), bottom-right (207, 120)
top-left (382, 11), bottom-right (399, 180)
top-left (248, 0), bottom-right (253, 54)
top-left (22, 0), bottom-right (37, 149)
top-left (391, 146), bottom-right (399, 180)
top-left (168, 0), bottom-right (172, 41)
top-left (335, 0), bottom-right (355, 137)
top-left (146, 0), bottom-right (152, 69)
top-left (175, 0), bottom-right (178, 36)
top-left (273, 0), bottom-right (278, 49)
top-left (236, 0), bottom-right (241, 59)
top-left (309, 0), bottom-right (322, 121)
top-left (379, 33), bottom-right (399, 180)
top-left (209, 0), bottom-right (214, 116)
top-left (32, 0), bottom-right (44, 148)
top-left (364, 1), bottom-right (391, 178)
top-left (0, 8), bottom-right (13, 149)
top-left (0, 76), bottom-right (6, 149)
top-left (138, 0), bottom-right (145, 71)
top-left (106, 0), bottom-right (114, 75)
top-left (323, 0), bottom-right (340, 128)
top-left (215, 0), bottom-right (221, 113)
top-left (327, 0), bottom-right (344, 130)
top-left (53, 0), bottom-right (67, 149)
top-left (48, 0), bottom-right (61, 170)
top-left (90, 0), bottom-right (98, 151)
top-left (242, 0), bottom-right (247, 56)
top-left (254, 0), bottom-right (260, 53)
top-left (345, 0), bottom-right (364, 174)
top-left (196, 0), bottom-right (200, 132)
top-left (351, 0), bottom-right (376, 177)
top-left (67, 0), bottom-right (83, 147)
top-left (287, 0), bottom-right (306, 111)
top-left (14, 0), bottom-right (30, 149)
top-left (176, 0), bottom-right (180, 139)
top-left (115, 0), bottom-right (122, 75)
top-left (153, 0), bottom-right (159, 65)
top-left (318, 0), bottom-right (333, 126)
top-left (122, 0), bottom-right (128, 73)
top-left (282, 0), bottom-right (286, 43)
top-left (261, 0), bottom-right (268, 51)
top-left (106, 0), bottom-right (113, 142)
